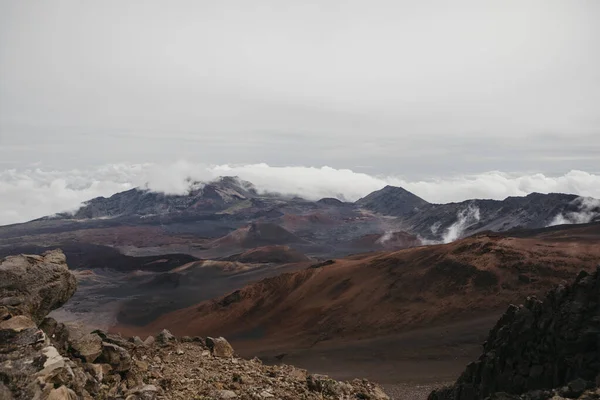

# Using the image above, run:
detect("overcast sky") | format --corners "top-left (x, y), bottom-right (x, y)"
top-left (2, 0), bottom-right (599, 174)
top-left (1, 1), bottom-right (599, 223)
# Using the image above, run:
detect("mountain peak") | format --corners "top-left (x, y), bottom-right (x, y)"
top-left (356, 185), bottom-right (429, 216)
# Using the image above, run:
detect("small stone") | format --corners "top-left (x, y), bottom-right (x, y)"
top-left (215, 389), bottom-right (237, 399)
top-left (176, 348), bottom-right (184, 355)
top-left (132, 336), bottom-right (145, 346)
top-left (144, 336), bottom-right (155, 347)
top-left (156, 329), bottom-right (175, 344)
top-left (134, 359), bottom-right (149, 372)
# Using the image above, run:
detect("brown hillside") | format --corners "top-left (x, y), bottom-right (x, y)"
top-left (114, 233), bottom-right (600, 350)
top-left (224, 245), bottom-right (311, 264)
top-left (211, 222), bottom-right (305, 249)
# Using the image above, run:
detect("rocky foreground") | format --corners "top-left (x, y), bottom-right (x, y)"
top-left (0, 250), bottom-right (389, 400)
top-left (429, 266), bottom-right (600, 400)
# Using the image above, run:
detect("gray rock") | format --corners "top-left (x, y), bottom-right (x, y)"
top-left (429, 266), bottom-right (600, 400)
top-left (156, 329), bottom-right (175, 344)
top-left (39, 317), bottom-right (70, 353)
top-left (70, 333), bottom-right (103, 363)
top-left (98, 342), bottom-right (132, 372)
top-left (132, 336), bottom-right (145, 347)
top-left (0, 250), bottom-right (76, 324)
top-left (215, 389), bottom-right (238, 399)
top-left (143, 335), bottom-right (155, 347)
top-left (125, 384), bottom-right (158, 400)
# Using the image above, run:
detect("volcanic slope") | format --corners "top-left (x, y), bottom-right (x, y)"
top-left (114, 223), bottom-right (600, 350)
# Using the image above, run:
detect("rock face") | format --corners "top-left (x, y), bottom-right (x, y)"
top-left (429, 266), bottom-right (600, 400)
top-left (0, 250), bottom-right (76, 324)
top-left (0, 250), bottom-right (390, 400)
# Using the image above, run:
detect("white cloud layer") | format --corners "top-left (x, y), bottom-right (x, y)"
top-left (1, 162), bottom-right (600, 226)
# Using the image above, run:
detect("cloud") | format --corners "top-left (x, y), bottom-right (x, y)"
top-left (1, 162), bottom-right (600, 226)
top-left (548, 197), bottom-right (600, 226)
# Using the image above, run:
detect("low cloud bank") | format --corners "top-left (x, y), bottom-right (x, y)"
top-left (1, 162), bottom-right (600, 226)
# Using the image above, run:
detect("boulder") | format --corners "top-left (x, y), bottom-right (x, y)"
top-left (0, 250), bottom-right (76, 324)
top-left (98, 342), bottom-right (132, 372)
top-left (206, 336), bottom-right (234, 358)
top-left (70, 333), bottom-right (103, 363)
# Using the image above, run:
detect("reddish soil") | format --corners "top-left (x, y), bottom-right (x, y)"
top-left (114, 232), bottom-right (600, 349)
top-left (224, 245), bottom-right (311, 264)
top-left (351, 231), bottom-right (422, 251)
top-left (280, 213), bottom-right (336, 231)
top-left (210, 222), bottom-right (305, 250)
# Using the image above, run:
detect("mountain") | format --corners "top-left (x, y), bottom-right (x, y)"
top-left (400, 192), bottom-right (589, 241)
top-left (356, 185), bottom-right (430, 215)
top-left (356, 187), bottom-right (599, 241)
top-left (65, 176), bottom-right (260, 219)
top-left (1, 177), bottom-right (598, 264)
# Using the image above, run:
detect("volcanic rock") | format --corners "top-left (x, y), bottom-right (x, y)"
top-left (429, 266), bottom-right (600, 400)
top-left (206, 336), bottom-right (235, 357)
top-left (70, 332), bottom-right (103, 363)
top-left (0, 250), bottom-right (76, 324)
top-left (156, 328), bottom-right (175, 344)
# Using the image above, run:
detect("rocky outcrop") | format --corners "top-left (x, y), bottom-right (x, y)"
top-left (0, 250), bottom-right (76, 324)
top-left (0, 250), bottom-right (146, 399)
top-left (429, 266), bottom-right (600, 400)
top-left (1, 250), bottom-right (390, 399)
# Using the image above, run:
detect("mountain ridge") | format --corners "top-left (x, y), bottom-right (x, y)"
top-left (1, 177), bottom-right (599, 261)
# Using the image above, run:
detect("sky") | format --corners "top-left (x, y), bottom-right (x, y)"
top-left (1, 0), bottom-right (599, 224)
